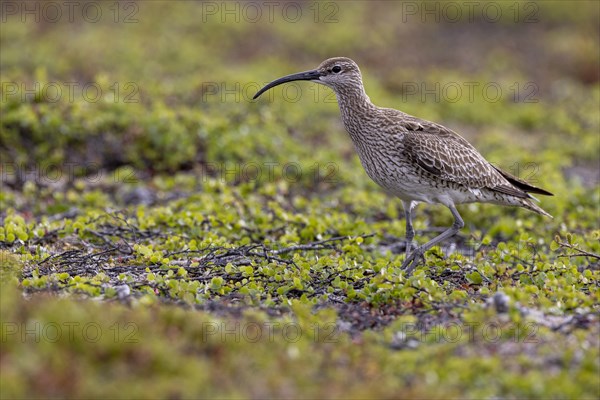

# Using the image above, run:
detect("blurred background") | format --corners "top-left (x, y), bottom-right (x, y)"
top-left (1, 2), bottom-right (599, 398)
top-left (1, 0), bottom-right (598, 198)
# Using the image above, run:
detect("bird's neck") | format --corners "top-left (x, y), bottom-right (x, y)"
top-left (334, 84), bottom-right (377, 140)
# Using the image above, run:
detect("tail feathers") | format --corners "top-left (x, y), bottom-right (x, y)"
top-left (493, 166), bottom-right (554, 196)
top-left (520, 198), bottom-right (553, 218)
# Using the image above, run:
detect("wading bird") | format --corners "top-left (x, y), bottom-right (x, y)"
top-left (253, 57), bottom-right (552, 274)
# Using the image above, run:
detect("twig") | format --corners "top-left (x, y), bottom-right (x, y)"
top-left (555, 240), bottom-right (600, 260)
top-left (271, 234), bottom-right (375, 255)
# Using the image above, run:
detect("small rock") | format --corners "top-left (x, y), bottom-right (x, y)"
top-left (115, 284), bottom-right (131, 301)
top-left (119, 186), bottom-right (155, 205)
top-left (489, 291), bottom-right (510, 314)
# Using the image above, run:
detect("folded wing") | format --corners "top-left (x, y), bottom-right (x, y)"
top-left (400, 119), bottom-right (552, 199)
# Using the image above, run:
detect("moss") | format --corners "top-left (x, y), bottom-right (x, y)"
top-left (1, 1), bottom-right (598, 398)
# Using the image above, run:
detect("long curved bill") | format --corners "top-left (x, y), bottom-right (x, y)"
top-left (253, 69), bottom-right (322, 99)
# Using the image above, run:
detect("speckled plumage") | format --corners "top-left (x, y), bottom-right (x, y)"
top-left (254, 57), bottom-right (553, 274)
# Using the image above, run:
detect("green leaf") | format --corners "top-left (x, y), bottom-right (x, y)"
top-left (466, 271), bottom-right (483, 285)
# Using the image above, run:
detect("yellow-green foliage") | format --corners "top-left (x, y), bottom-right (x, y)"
top-left (1, 1), bottom-right (599, 398)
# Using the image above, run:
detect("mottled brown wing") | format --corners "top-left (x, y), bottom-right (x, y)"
top-left (401, 119), bottom-right (529, 198)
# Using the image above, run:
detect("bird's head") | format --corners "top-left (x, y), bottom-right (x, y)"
top-left (253, 57), bottom-right (363, 99)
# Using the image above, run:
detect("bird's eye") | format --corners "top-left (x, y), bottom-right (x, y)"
top-left (332, 66), bottom-right (342, 73)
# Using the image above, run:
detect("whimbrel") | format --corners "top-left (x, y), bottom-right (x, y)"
top-left (253, 57), bottom-right (553, 274)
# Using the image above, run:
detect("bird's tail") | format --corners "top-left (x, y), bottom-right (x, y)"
top-left (520, 198), bottom-right (553, 218)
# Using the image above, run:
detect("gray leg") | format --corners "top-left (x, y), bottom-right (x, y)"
top-left (401, 200), bottom-right (416, 254)
top-left (402, 204), bottom-right (464, 275)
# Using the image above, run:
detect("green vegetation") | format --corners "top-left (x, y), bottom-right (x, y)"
top-left (1, 1), bottom-right (599, 398)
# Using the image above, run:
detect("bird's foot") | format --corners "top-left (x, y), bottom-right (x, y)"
top-left (401, 247), bottom-right (426, 276)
